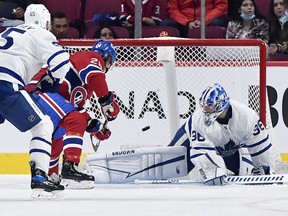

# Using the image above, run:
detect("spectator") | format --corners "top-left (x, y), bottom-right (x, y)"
top-left (119, 0), bottom-right (162, 37)
top-left (162, 0), bottom-right (228, 37)
top-left (268, 0), bottom-right (288, 59)
top-left (94, 25), bottom-right (118, 39)
top-left (0, 0), bottom-right (37, 27)
top-left (50, 12), bottom-right (69, 39)
top-left (226, 0), bottom-right (269, 45)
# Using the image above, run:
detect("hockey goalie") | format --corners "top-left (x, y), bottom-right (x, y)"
top-left (86, 83), bottom-right (279, 185)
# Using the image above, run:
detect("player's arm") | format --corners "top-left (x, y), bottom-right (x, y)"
top-left (36, 31), bottom-right (71, 83)
top-left (244, 118), bottom-right (272, 175)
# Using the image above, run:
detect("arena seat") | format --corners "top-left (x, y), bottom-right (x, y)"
top-left (38, 0), bottom-right (82, 23)
top-left (85, 26), bottom-right (130, 39)
top-left (66, 27), bottom-right (80, 39)
top-left (254, 0), bottom-right (270, 19)
top-left (142, 26), bottom-right (180, 38)
top-left (187, 26), bottom-right (227, 39)
top-left (83, 0), bottom-right (121, 22)
top-left (159, 0), bottom-right (168, 20)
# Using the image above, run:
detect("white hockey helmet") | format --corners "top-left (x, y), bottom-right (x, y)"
top-left (24, 4), bottom-right (51, 30)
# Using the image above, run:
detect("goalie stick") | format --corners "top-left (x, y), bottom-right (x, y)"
top-left (134, 174), bottom-right (288, 185)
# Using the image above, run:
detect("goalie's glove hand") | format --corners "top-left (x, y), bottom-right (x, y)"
top-left (37, 72), bottom-right (60, 93)
top-left (251, 165), bottom-right (270, 175)
top-left (98, 91), bottom-right (120, 121)
top-left (204, 175), bottom-right (226, 186)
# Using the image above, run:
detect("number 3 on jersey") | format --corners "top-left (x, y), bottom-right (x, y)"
top-left (191, 130), bottom-right (205, 142)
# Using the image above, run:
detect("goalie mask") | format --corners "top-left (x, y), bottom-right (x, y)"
top-left (92, 40), bottom-right (117, 72)
top-left (199, 83), bottom-right (230, 126)
top-left (24, 4), bottom-right (51, 30)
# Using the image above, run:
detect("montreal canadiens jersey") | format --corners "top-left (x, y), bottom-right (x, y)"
top-left (170, 100), bottom-right (272, 168)
top-left (120, 0), bottom-right (162, 24)
top-left (58, 51), bottom-right (109, 109)
top-left (0, 24), bottom-right (70, 86)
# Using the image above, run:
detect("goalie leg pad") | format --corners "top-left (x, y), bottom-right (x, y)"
top-left (191, 152), bottom-right (227, 184)
top-left (86, 146), bottom-right (188, 183)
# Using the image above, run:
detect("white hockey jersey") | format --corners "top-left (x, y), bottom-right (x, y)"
top-left (171, 100), bottom-right (272, 169)
top-left (0, 24), bottom-right (71, 86)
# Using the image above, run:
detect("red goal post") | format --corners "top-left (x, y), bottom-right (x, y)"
top-left (59, 38), bottom-right (267, 153)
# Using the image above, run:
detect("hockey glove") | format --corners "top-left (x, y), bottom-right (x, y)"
top-left (252, 165), bottom-right (270, 175)
top-left (98, 91), bottom-right (120, 121)
top-left (86, 119), bottom-right (102, 133)
top-left (37, 72), bottom-right (60, 93)
top-left (87, 119), bottom-right (111, 141)
top-left (91, 129), bottom-right (111, 141)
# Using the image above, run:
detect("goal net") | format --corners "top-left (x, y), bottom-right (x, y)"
top-left (59, 38), bottom-right (283, 172)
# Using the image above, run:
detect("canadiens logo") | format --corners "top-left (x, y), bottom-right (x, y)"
top-left (70, 86), bottom-right (88, 106)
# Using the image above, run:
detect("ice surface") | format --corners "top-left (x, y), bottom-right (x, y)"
top-left (0, 175), bottom-right (287, 216)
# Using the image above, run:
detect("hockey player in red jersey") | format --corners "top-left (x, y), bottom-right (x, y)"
top-left (119, 0), bottom-right (162, 30)
top-left (27, 40), bottom-right (120, 188)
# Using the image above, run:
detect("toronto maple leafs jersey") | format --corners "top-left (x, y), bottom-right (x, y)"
top-left (169, 100), bottom-right (272, 169)
top-left (0, 24), bottom-right (70, 86)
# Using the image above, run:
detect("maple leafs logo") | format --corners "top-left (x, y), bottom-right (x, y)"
top-left (215, 139), bottom-right (240, 157)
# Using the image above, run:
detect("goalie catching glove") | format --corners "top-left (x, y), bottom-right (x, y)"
top-left (37, 72), bottom-right (61, 93)
top-left (86, 118), bottom-right (111, 141)
top-left (98, 91), bottom-right (120, 121)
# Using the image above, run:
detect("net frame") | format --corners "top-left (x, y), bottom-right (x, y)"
top-left (60, 38), bottom-right (267, 123)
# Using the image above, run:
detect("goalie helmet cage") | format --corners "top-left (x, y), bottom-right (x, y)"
top-left (59, 38), bottom-right (268, 153)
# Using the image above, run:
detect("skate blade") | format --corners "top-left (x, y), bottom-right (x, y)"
top-left (61, 178), bottom-right (95, 189)
top-left (31, 188), bottom-right (65, 200)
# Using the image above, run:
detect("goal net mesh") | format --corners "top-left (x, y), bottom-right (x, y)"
top-left (60, 38), bottom-right (284, 172)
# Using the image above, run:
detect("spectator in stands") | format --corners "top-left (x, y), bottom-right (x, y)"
top-left (162, 0), bottom-right (228, 37)
top-left (94, 25), bottom-right (118, 39)
top-left (0, 0), bottom-right (37, 27)
top-left (51, 12), bottom-right (69, 39)
top-left (119, 0), bottom-right (162, 37)
top-left (268, 0), bottom-right (288, 59)
top-left (226, 0), bottom-right (269, 45)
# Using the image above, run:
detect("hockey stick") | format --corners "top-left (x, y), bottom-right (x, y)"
top-left (90, 119), bottom-right (108, 152)
top-left (134, 174), bottom-right (288, 185)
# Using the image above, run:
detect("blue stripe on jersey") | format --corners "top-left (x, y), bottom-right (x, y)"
top-left (250, 143), bottom-right (272, 157)
top-left (242, 156), bottom-right (253, 166)
top-left (168, 123), bottom-right (186, 146)
top-left (187, 116), bottom-right (192, 137)
top-left (193, 146), bottom-right (216, 151)
top-left (50, 59), bottom-right (70, 73)
top-left (79, 65), bottom-right (102, 83)
top-left (0, 66), bottom-right (25, 86)
top-left (29, 148), bottom-right (51, 157)
top-left (65, 67), bottom-right (83, 89)
top-left (31, 136), bottom-right (51, 146)
top-left (47, 50), bottom-right (67, 66)
top-left (245, 135), bottom-right (269, 148)
top-left (63, 137), bottom-right (83, 147)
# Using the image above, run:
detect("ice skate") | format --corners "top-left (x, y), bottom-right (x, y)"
top-left (30, 161), bottom-right (65, 200)
top-left (61, 161), bottom-right (95, 189)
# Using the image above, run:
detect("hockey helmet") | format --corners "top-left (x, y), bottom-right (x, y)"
top-left (24, 4), bottom-right (51, 30)
top-left (92, 40), bottom-right (117, 72)
top-left (199, 83), bottom-right (230, 126)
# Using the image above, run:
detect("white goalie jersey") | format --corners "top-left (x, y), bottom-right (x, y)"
top-left (170, 100), bottom-right (272, 174)
top-left (0, 24), bottom-right (70, 86)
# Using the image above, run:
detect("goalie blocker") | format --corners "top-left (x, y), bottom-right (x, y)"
top-left (86, 146), bottom-right (188, 183)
